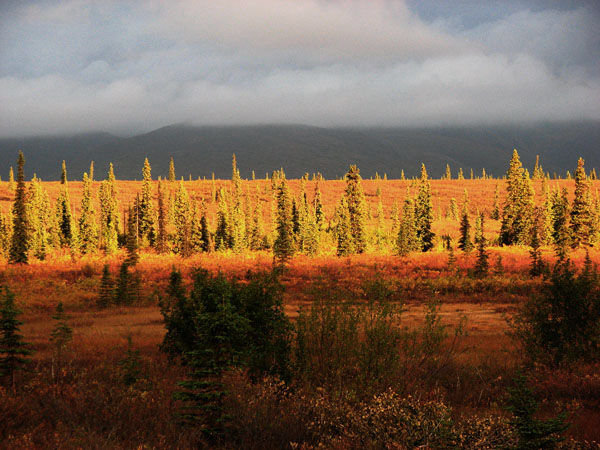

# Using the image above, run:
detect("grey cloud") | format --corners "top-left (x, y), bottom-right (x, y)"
top-left (0, 0), bottom-right (599, 137)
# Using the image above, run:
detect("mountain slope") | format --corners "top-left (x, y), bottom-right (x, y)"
top-left (0, 123), bottom-right (598, 180)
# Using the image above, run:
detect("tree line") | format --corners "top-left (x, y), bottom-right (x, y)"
top-left (1, 150), bottom-right (599, 265)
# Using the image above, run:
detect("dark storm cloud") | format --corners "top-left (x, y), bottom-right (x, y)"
top-left (0, 0), bottom-right (599, 137)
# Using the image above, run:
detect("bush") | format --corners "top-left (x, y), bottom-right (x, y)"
top-left (294, 274), bottom-right (465, 397)
top-left (511, 260), bottom-right (600, 367)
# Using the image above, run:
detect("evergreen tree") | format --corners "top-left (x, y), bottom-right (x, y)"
top-left (448, 198), bottom-right (459, 221)
top-left (89, 161), bottom-right (94, 182)
top-left (415, 164), bottom-right (435, 251)
top-left (273, 178), bottom-right (295, 263)
top-left (214, 189), bottom-right (230, 251)
top-left (125, 206), bottom-right (139, 266)
top-left (9, 151), bottom-right (29, 264)
top-left (445, 164), bottom-right (452, 180)
top-left (374, 197), bottom-right (386, 250)
top-left (0, 210), bottom-right (12, 258)
top-left (98, 264), bottom-right (113, 308)
top-left (60, 160), bottom-right (67, 184)
top-left (570, 157), bottom-right (593, 248)
top-left (50, 302), bottom-right (72, 382)
top-left (168, 156), bottom-right (176, 182)
top-left (8, 166), bottom-right (15, 191)
top-left (229, 154), bottom-right (246, 252)
top-left (78, 173), bottom-right (98, 254)
top-left (336, 196), bottom-right (353, 257)
top-left (55, 186), bottom-right (75, 248)
top-left (491, 184), bottom-right (500, 220)
top-left (173, 181), bottom-right (192, 256)
top-left (529, 213), bottom-right (545, 277)
top-left (551, 188), bottom-right (571, 260)
top-left (98, 166), bottom-right (119, 254)
top-left (156, 180), bottom-right (168, 253)
top-left (26, 177), bottom-right (52, 260)
top-left (199, 209), bottom-right (211, 252)
top-left (396, 196), bottom-right (419, 256)
top-left (458, 168), bottom-right (464, 180)
top-left (0, 286), bottom-right (33, 391)
top-left (500, 150), bottom-right (535, 246)
top-left (473, 213), bottom-right (489, 277)
top-left (114, 262), bottom-right (137, 306)
top-left (138, 158), bottom-right (156, 246)
top-left (458, 211), bottom-right (473, 253)
top-left (313, 182), bottom-right (324, 230)
top-left (344, 165), bottom-right (368, 253)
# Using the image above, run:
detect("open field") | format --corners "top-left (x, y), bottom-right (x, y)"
top-left (1, 177), bottom-right (600, 448)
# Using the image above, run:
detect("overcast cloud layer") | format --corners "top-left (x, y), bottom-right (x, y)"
top-left (0, 0), bottom-right (599, 137)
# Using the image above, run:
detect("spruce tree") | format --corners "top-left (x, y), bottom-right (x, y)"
top-left (55, 189), bottom-right (74, 248)
top-left (491, 184), bottom-right (500, 220)
top-left (89, 161), bottom-right (94, 182)
top-left (415, 164), bottom-right (435, 251)
top-left (570, 157), bottom-right (593, 248)
top-left (125, 206), bottom-right (139, 266)
top-left (273, 178), bottom-right (295, 263)
top-left (173, 181), bottom-right (192, 256)
top-left (500, 150), bottom-right (535, 246)
top-left (199, 210), bottom-right (211, 252)
top-left (529, 214), bottom-right (545, 277)
top-left (8, 166), bottom-right (15, 191)
top-left (336, 196), bottom-right (353, 257)
top-left (0, 286), bottom-right (33, 391)
top-left (0, 210), bottom-right (12, 258)
top-left (445, 164), bottom-right (452, 180)
top-left (313, 182), bottom-right (324, 230)
top-left (78, 172), bottom-right (98, 254)
top-left (458, 210), bottom-right (473, 253)
top-left (156, 180), bottom-right (168, 253)
top-left (374, 197), bottom-right (386, 250)
top-left (551, 188), bottom-right (571, 260)
top-left (9, 151), bottom-right (29, 264)
top-left (448, 198), bottom-right (459, 221)
top-left (473, 213), bottom-right (489, 277)
top-left (60, 160), bottom-right (67, 184)
top-left (229, 154), bottom-right (246, 252)
top-left (114, 262), bottom-right (135, 306)
top-left (214, 189), bottom-right (230, 251)
top-left (138, 158), bottom-right (156, 246)
top-left (98, 166), bottom-right (119, 254)
top-left (26, 177), bottom-right (51, 260)
top-left (50, 301), bottom-right (72, 382)
top-left (396, 196), bottom-right (419, 256)
top-left (98, 264), bottom-right (113, 308)
top-left (168, 156), bottom-right (176, 182)
top-left (344, 165), bottom-right (368, 253)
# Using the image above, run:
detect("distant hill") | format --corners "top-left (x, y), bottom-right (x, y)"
top-left (0, 122), bottom-right (598, 180)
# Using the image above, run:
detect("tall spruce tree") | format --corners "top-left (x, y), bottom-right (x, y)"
top-left (9, 152), bottom-right (29, 264)
top-left (473, 213), bottom-right (489, 277)
top-left (229, 154), bottom-right (246, 252)
top-left (415, 164), bottom-right (435, 251)
top-left (138, 158), bottom-right (156, 246)
top-left (0, 286), bottom-right (33, 391)
top-left (168, 156), bottom-right (176, 182)
top-left (214, 189), bottom-right (230, 251)
top-left (273, 177), bottom-right (295, 263)
top-left (156, 180), bottom-right (168, 253)
top-left (125, 205), bottom-right (139, 266)
top-left (500, 150), bottom-right (535, 245)
top-left (55, 184), bottom-right (75, 248)
top-left (60, 160), bottom-right (67, 184)
top-left (78, 173), bottom-right (98, 254)
top-left (570, 158), bottom-right (593, 248)
top-left (98, 165), bottom-right (119, 254)
top-left (344, 165), bottom-right (368, 253)
top-left (551, 188), bottom-right (571, 260)
top-left (0, 210), bottom-right (12, 258)
top-left (173, 181), bottom-right (192, 256)
top-left (336, 196), bottom-right (353, 257)
top-left (396, 196), bottom-right (419, 256)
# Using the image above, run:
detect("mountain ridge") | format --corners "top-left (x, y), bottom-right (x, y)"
top-left (0, 122), bottom-right (598, 180)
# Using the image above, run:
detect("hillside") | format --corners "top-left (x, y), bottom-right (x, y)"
top-left (0, 122), bottom-right (598, 180)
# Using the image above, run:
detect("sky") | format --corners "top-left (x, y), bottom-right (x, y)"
top-left (0, 0), bottom-right (599, 137)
